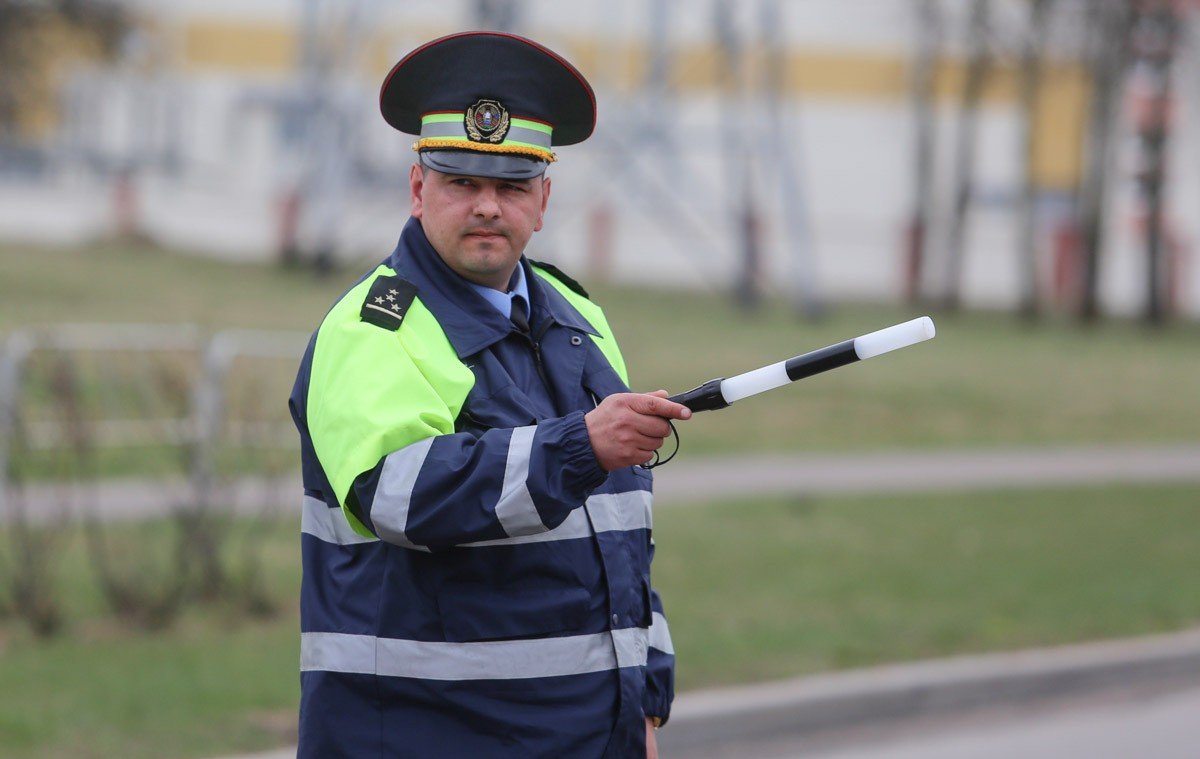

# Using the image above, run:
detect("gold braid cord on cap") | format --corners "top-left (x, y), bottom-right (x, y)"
top-left (412, 138), bottom-right (557, 163)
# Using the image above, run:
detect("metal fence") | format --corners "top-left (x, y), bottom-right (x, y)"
top-left (0, 324), bottom-right (308, 634)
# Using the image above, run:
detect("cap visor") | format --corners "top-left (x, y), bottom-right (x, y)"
top-left (420, 150), bottom-right (547, 179)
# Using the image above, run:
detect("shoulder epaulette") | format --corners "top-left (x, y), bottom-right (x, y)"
top-left (359, 275), bottom-right (418, 331)
top-left (530, 259), bottom-right (590, 299)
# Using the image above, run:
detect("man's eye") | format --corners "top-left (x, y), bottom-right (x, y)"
top-left (452, 179), bottom-right (474, 187)
top-left (502, 184), bottom-right (528, 192)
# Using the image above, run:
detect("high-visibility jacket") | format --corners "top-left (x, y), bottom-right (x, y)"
top-left (289, 217), bottom-right (675, 758)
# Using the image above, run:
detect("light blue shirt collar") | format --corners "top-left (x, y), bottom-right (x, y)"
top-left (467, 261), bottom-right (530, 322)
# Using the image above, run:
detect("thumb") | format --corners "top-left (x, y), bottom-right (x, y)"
top-left (646, 389), bottom-right (669, 398)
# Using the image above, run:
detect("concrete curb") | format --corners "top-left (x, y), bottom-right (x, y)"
top-left (657, 626), bottom-right (1200, 753)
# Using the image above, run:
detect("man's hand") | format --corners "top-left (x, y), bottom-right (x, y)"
top-left (584, 390), bottom-right (691, 471)
top-left (645, 717), bottom-right (659, 759)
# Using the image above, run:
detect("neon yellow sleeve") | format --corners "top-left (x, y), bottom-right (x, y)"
top-left (306, 266), bottom-right (474, 537)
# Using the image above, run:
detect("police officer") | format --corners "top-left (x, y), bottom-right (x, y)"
top-left (289, 32), bottom-right (689, 758)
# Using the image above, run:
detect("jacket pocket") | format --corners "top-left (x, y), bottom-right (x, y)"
top-left (638, 575), bottom-right (654, 628)
top-left (439, 583), bottom-right (591, 642)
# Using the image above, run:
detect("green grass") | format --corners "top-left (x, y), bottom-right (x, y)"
top-left (4, 241), bottom-right (1199, 462)
top-left (0, 618), bottom-right (299, 759)
top-left (654, 484), bottom-right (1200, 689)
top-left (2, 484), bottom-right (1199, 757)
top-left (0, 241), bottom-right (362, 331)
top-left (0, 517), bottom-right (301, 759)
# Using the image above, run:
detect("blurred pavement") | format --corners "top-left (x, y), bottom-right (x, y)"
top-left (652, 443), bottom-right (1200, 503)
top-left (798, 684), bottom-right (1200, 759)
top-left (14, 443), bottom-right (1200, 524)
top-left (673, 683), bottom-right (1200, 758)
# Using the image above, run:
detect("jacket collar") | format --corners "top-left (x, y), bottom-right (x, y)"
top-left (389, 217), bottom-right (597, 359)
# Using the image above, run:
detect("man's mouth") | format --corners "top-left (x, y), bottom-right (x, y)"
top-left (465, 229), bottom-right (507, 240)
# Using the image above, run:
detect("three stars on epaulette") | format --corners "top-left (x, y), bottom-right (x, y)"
top-left (372, 289), bottom-right (404, 311)
top-left (361, 276), bottom-right (418, 331)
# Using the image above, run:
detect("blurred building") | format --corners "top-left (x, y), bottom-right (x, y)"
top-left (2, 0), bottom-right (1199, 318)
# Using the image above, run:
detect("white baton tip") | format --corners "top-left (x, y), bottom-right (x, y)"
top-left (719, 360), bottom-right (790, 404)
top-left (853, 316), bottom-right (936, 360)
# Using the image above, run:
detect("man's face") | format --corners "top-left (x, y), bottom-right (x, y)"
top-left (410, 163), bottom-right (551, 290)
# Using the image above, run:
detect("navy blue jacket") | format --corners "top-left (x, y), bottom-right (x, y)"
top-left (289, 218), bottom-right (675, 757)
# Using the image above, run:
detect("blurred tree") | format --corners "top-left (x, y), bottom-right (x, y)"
top-left (1128, 0), bottom-right (1181, 324)
top-left (0, 0), bottom-right (130, 141)
top-left (288, 0), bottom-right (373, 274)
top-left (1015, 0), bottom-right (1052, 319)
top-left (473, 0), bottom-right (523, 31)
top-left (713, 0), bottom-right (764, 311)
top-left (1076, 0), bottom-right (1135, 322)
top-left (906, 0), bottom-right (943, 307)
top-left (942, 0), bottom-right (992, 312)
top-left (759, 0), bottom-right (822, 319)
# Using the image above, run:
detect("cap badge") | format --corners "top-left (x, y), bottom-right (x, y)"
top-left (465, 98), bottom-right (510, 144)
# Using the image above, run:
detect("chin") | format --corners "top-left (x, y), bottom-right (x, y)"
top-left (465, 247), bottom-right (515, 269)
top-left (462, 254), bottom-right (516, 281)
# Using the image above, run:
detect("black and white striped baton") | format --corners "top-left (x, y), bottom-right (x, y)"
top-left (667, 317), bottom-right (937, 413)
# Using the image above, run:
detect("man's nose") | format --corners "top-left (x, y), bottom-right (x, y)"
top-left (472, 187), bottom-right (501, 218)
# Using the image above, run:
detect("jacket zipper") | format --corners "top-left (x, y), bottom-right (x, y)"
top-left (516, 320), bottom-right (556, 410)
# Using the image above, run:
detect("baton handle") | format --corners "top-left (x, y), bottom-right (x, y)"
top-left (667, 378), bottom-right (728, 412)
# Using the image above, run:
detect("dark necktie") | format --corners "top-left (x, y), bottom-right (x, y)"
top-left (510, 294), bottom-right (530, 333)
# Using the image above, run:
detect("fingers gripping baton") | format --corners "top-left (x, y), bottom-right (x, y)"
top-left (667, 317), bottom-right (937, 412)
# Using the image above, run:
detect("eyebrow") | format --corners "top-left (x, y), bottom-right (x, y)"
top-left (444, 174), bottom-right (533, 187)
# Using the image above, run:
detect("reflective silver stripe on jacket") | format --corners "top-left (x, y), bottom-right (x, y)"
top-left (649, 611), bottom-right (674, 655)
top-left (302, 488), bottom-right (653, 549)
top-left (463, 489), bottom-right (652, 548)
top-left (494, 426), bottom-right (545, 537)
top-left (302, 495), bottom-right (379, 545)
top-left (371, 436), bottom-right (436, 550)
top-left (585, 491), bottom-right (653, 534)
top-left (301, 627), bottom-right (650, 681)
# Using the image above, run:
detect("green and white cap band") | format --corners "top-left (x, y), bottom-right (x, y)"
top-left (415, 109), bottom-right (556, 162)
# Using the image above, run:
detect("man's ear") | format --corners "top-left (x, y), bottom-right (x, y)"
top-left (534, 176), bottom-right (552, 232)
top-left (410, 163), bottom-right (425, 218)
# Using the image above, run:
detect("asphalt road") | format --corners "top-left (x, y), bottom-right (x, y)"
top-left (673, 682), bottom-right (1200, 759)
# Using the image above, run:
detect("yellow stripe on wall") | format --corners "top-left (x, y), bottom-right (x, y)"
top-left (179, 19), bottom-right (1085, 104)
top-left (1034, 64), bottom-right (1090, 190)
top-left (176, 19), bottom-right (1089, 187)
top-left (183, 20), bottom-right (297, 71)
